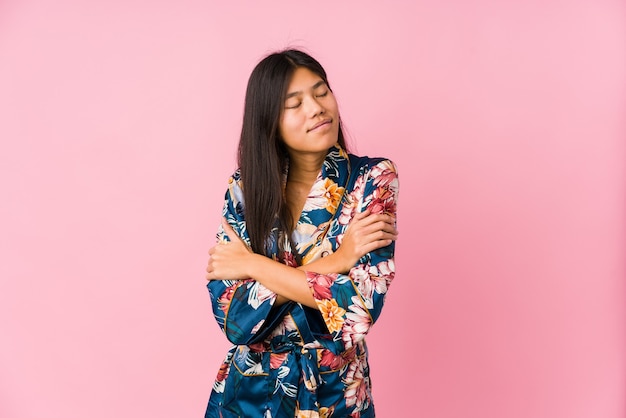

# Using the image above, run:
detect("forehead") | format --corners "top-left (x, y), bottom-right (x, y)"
top-left (286, 67), bottom-right (325, 92)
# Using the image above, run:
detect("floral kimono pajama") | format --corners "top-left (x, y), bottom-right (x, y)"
top-left (205, 145), bottom-right (399, 418)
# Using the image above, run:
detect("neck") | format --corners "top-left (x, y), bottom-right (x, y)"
top-left (287, 151), bottom-right (327, 184)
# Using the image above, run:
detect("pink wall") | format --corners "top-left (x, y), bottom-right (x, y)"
top-left (1, 1), bottom-right (624, 417)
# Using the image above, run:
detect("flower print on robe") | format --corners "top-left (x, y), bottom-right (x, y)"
top-left (205, 145), bottom-right (399, 418)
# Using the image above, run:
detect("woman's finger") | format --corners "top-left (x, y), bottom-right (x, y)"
top-left (352, 208), bottom-right (370, 221)
top-left (353, 213), bottom-right (395, 228)
top-left (360, 239), bottom-right (393, 254)
top-left (221, 218), bottom-right (240, 243)
top-left (355, 220), bottom-right (398, 238)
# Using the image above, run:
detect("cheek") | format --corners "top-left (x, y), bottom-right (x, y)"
top-left (280, 114), bottom-right (301, 136)
top-left (278, 118), bottom-right (295, 145)
top-left (326, 95), bottom-right (339, 114)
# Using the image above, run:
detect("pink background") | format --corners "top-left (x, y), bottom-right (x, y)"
top-left (1, 1), bottom-right (624, 417)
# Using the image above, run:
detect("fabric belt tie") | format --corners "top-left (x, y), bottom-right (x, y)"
top-left (267, 336), bottom-right (321, 410)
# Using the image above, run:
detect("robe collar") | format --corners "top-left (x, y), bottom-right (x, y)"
top-left (286, 144), bottom-right (351, 261)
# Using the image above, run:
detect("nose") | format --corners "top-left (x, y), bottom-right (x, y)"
top-left (303, 95), bottom-right (324, 117)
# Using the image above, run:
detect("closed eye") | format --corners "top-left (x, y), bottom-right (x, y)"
top-left (285, 101), bottom-right (302, 109)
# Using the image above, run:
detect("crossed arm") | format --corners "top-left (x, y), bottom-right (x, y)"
top-left (205, 209), bottom-right (397, 308)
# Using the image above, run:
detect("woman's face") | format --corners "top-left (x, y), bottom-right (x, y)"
top-left (279, 67), bottom-right (339, 157)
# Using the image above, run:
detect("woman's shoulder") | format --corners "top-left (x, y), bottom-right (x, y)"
top-left (228, 168), bottom-right (242, 182)
top-left (223, 168), bottom-right (245, 204)
top-left (348, 153), bottom-right (398, 176)
top-left (225, 168), bottom-right (244, 187)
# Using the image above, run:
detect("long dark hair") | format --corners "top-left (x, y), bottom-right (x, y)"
top-left (238, 49), bottom-right (348, 256)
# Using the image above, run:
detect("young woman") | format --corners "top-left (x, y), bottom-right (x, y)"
top-left (205, 49), bottom-right (399, 417)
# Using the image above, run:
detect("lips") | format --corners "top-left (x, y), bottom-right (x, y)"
top-left (307, 119), bottom-right (332, 132)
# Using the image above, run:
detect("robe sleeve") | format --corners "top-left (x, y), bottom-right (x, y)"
top-left (207, 175), bottom-right (288, 345)
top-left (305, 159), bottom-right (399, 352)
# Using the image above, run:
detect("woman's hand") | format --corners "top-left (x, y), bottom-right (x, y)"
top-left (206, 219), bottom-right (255, 281)
top-left (334, 209), bottom-right (397, 271)
top-left (206, 219), bottom-right (314, 307)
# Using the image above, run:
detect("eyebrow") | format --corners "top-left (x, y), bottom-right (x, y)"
top-left (285, 80), bottom-right (327, 99)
